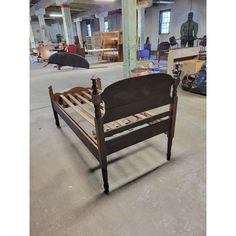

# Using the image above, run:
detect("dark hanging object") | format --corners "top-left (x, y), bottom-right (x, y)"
top-left (181, 63), bottom-right (206, 95)
top-left (169, 36), bottom-right (178, 47)
top-left (190, 63), bottom-right (206, 95)
top-left (199, 35), bottom-right (207, 47)
top-left (47, 52), bottom-right (90, 69)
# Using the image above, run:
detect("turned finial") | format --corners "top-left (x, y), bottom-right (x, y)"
top-left (172, 64), bottom-right (182, 97)
top-left (91, 77), bottom-right (98, 95)
top-left (91, 77), bottom-right (102, 119)
top-left (48, 85), bottom-right (54, 98)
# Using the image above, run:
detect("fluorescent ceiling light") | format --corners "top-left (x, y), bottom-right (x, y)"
top-left (96, 0), bottom-right (115, 1)
top-left (155, 0), bottom-right (175, 3)
top-left (49, 13), bottom-right (63, 17)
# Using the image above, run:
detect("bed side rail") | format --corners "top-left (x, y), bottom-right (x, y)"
top-left (48, 85), bottom-right (99, 159)
top-left (105, 118), bottom-right (171, 155)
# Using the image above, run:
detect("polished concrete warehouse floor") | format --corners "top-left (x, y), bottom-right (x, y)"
top-left (30, 61), bottom-right (206, 236)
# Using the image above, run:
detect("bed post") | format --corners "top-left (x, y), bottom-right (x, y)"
top-left (167, 65), bottom-right (181, 160)
top-left (48, 86), bottom-right (60, 128)
top-left (97, 78), bottom-right (102, 90)
top-left (91, 78), bottom-right (109, 193)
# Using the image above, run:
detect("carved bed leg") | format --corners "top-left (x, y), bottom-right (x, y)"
top-left (91, 78), bottom-right (109, 193)
top-left (167, 134), bottom-right (173, 161)
top-left (101, 164), bottom-right (109, 194)
top-left (167, 70), bottom-right (180, 161)
top-left (52, 108), bottom-right (60, 128)
top-left (48, 86), bottom-right (60, 128)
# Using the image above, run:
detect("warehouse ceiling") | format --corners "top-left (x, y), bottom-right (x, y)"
top-left (30, 0), bottom-right (122, 20)
top-left (30, 0), bottom-right (174, 21)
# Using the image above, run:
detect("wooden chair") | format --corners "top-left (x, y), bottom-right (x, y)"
top-left (157, 42), bottom-right (170, 63)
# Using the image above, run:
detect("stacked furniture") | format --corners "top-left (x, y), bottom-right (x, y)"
top-left (91, 31), bottom-right (123, 62)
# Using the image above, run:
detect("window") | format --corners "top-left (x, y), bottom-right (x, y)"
top-left (86, 23), bottom-right (92, 37)
top-left (104, 20), bottom-right (109, 32)
top-left (159, 10), bottom-right (171, 35)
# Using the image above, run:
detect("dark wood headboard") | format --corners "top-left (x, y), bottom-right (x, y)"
top-left (101, 73), bottom-right (175, 123)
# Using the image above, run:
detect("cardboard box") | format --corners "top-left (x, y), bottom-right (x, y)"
top-left (182, 59), bottom-right (205, 75)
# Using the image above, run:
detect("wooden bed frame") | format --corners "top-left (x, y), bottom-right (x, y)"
top-left (48, 73), bottom-right (180, 193)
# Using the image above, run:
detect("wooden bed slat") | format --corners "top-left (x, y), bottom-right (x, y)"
top-left (124, 116), bottom-right (136, 123)
top-left (76, 92), bottom-right (105, 112)
top-left (115, 119), bottom-right (127, 126)
top-left (74, 93), bottom-right (94, 107)
top-left (105, 122), bottom-right (116, 129)
top-left (68, 94), bottom-right (94, 118)
top-left (80, 91), bottom-right (105, 111)
top-left (135, 113), bottom-right (147, 119)
top-left (104, 111), bottom-right (170, 138)
top-left (82, 91), bottom-right (92, 100)
top-left (143, 111), bottom-right (154, 117)
top-left (106, 118), bottom-right (170, 155)
top-left (52, 101), bottom-right (99, 159)
top-left (60, 95), bottom-right (95, 126)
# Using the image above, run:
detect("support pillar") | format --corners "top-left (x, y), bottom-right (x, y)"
top-left (56, 0), bottom-right (74, 45)
top-left (96, 12), bottom-right (108, 32)
top-left (35, 9), bottom-right (49, 44)
top-left (74, 17), bottom-right (83, 46)
top-left (122, 0), bottom-right (137, 78)
top-left (99, 16), bottom-right (105, 32)
top-left (137, 7), bottom-right (145, 50)
top-left (30, 20), bottom-right (36, 48)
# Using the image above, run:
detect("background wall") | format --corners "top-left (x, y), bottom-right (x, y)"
top-left (80, 18), bottom-right (100, 42)
top-left (32, 19), bottom-right (77, 43)
top-left (145, 0), bottom-right (206, 50)
top-left (48, 20), bottom-right (65, 43)
top-left (31, 21), bottom-right (43, 43)
top-left (31, 0), bottom-right (206, 47)
top-left (107, 13), bottom-right (122, 31)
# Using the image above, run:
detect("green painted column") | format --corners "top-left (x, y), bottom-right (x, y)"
top-left (137, 7), bottom-right (145, 50)
top-left (96, 12), bottom-right (108, 32)
top-left (56, 0), bottom-right (74, 45)
top-left (137, 0), bottom-right (152, 50)
top-left (74, 17), bottom-right (83, 46)
top-left (35, 9), bottom-right (49, 44)
top-left (121, 0), bottom-right (137, 78)
top-left (30, 20), bottom-right (36, 48)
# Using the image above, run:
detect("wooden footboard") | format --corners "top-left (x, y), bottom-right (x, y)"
top-left (49, 72), bottom-right (180, 193)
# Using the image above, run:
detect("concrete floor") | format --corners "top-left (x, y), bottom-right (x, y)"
top-left (30, 61), bottom-right (206, 236)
